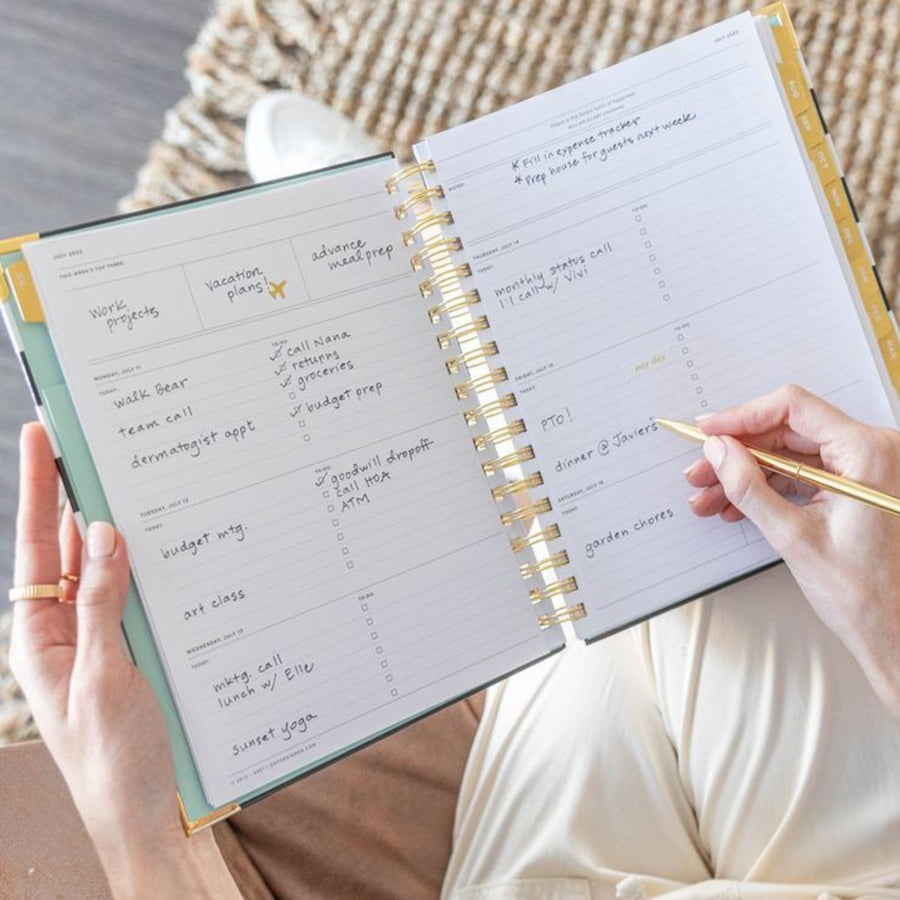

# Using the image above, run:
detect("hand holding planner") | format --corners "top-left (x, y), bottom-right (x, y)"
top-left (9, 424), bottom-right (239, 898)
top-left (685, 384), bottom-right (900, 719)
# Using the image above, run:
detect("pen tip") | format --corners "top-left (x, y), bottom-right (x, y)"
top-left (654, 417), bottom-right (706, 444)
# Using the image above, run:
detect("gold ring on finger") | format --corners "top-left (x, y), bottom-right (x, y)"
top-left (8, 584), bottom-right (63, 602)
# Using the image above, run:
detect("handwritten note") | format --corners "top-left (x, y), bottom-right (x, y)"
top-left (509, 112), bottom-right (698, 189)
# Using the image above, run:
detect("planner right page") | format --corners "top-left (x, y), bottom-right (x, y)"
top-left (416, 11), bottom-right (898, 638)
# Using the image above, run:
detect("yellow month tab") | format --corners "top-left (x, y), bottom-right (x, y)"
top-left (7, 258), bottom-right (44, 323)
top-left (836, 218), bottom-right (865, 264)
top-left (852, 258), bottom-right (879, 298)
top-left (776, 61), bottom-right (809, 116)
top-left (878, 331), bottom-right (900, 390)
top-left (862, 291), bottom-right (891, 339)
top-left (809, 142), bottom-right (836, 186)
top-left (796, 108), bottom-right (825, 150)
top-left (823, 178), bottom-right (850, 222)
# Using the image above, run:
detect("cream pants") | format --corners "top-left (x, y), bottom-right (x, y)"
top-left (441, 565), bottom-right (900, 900)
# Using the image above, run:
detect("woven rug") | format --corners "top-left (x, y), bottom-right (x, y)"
top-left (2, 0), bottom-right (898, 744)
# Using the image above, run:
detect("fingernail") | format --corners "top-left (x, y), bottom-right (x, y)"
top-left (87, 521), bottom-right (116, 559)
top-left (682, 461), bottom-right (698, 477)
top-left (704, 435), bottom-right (726, 469)
top-left (695, 412), bottom-right (715, 422)
top-left (688, 492), bottom-right (702, 505)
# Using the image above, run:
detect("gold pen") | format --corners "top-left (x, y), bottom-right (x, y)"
top-left (655, 416), bottom-right (900, 518)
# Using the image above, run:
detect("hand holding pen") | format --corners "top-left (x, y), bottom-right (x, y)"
top-left (678, 384), bottom-right (900, 720)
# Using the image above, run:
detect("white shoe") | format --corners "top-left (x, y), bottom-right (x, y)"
top-left (244, 91), bottom-right (380, 183)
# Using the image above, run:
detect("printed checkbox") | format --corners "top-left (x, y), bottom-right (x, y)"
top-left (381, 660), bottom-right (388, 669)
top-left (366, 617), bottom-right (374, 626)
top-left (644, 241), bottom-right (652, 249)
top-left (342, 547), bottom-right (350, 555)
top-left (663, 293), bottom-right (670, 301)
top-left (639, 227), bottom-right (647, 235)
top-left (700, 400), bottom-right (709, 408)
top-left (691, 373), bottom-right (699, 381)
top-left (347, 561), bottom-right (354, 569)
top-left (361, 603), bottom-right (368, 611)
top-left (678, 333), bottom-right (685, 341)
top-left (635, 214), bottom-right (643, 222)
top-left (649, 254), bottom-right (657, 261)
top-left (376, 646), bottom-right (384, 654)
top-left (687, 360), bottom-right (695, 368)
top-left (327, 505), bottom-right (334, 512)
top-left (682, 347), bottom-right (689, 355)
top-left (696, 386), bottom-right (703, 394)
top-left (654, 267), bottom-right (661, 275)
top-left (391, 688), bottom-right (398, 697)
top-left (332, 519), bottom-right (339, 527)
top-left (337, 532), bottom-right (344, 540)
top-left (385, 674), bottom-right (393, 683)
top-left (658, 280), bottom-right (666, 288)
top-left (322, 491), bottom-right (330, 499)
top-left (303, 434), bottom-right (311, 442)
top-left (289, 392), bottom-right (296, 400)
top-left (298, 420), bottom-right (306, 427)
top-left (370, 631), bottom-right (378, 640)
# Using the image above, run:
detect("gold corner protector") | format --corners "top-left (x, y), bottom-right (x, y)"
top-left (0, 232), bottom-right (39, 255)
top-left (177, 792), bottom-right (241, 836)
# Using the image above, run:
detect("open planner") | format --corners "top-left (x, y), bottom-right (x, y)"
top-left (3, 4), bottom-right (898, 832)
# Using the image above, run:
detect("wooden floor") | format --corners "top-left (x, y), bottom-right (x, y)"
top-left (0, 0), bottom-right (212, 606)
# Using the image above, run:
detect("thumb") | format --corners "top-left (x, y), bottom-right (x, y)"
top-left (75, 521), bottom-right (131, 667)
top-left (704, 435), bottom-right (805, 554)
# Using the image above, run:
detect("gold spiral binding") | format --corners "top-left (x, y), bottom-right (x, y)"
top-left (519, 550), bottom-right (570, 579)
top-left (410, 236), bottom-right (464, 271)
top-left (437, 315), bottom-right (489, 349)
top-left (389, 171), bottom-right (585, 633)
top-left (500, 497), bottom-right (552, 525)
top-left (446, 342), bottom-right (499, 374)
top-left (395, 186), bottom-right (445, 220)
top-left (429, 290), bottom-right (481, 323)
top-left (385, 159), bottom-right (436, 194)
top-left (464, 393), bottom-right (517, 425)
top-left (455, 367), bottom-right (508, 399)
top-left (538, 603), bottom-right (587, 629)
top-left (420, 264), bottom-right (473, 298)
top-left (490, 472), bottom-right (544, 500)
top-left (529, 576), bottom-right (578, 604)
top-left (510, 524), bottom-right (561, 552)
top-left (402, 211), bottom-right (454, 246)
top-left (473, 419), bottom-right (527, 451)
top-left (481, 445), bottom-right (535, 475)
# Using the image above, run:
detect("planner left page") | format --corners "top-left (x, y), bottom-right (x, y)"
top-left (23, 157), bottom-right (560, 807)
